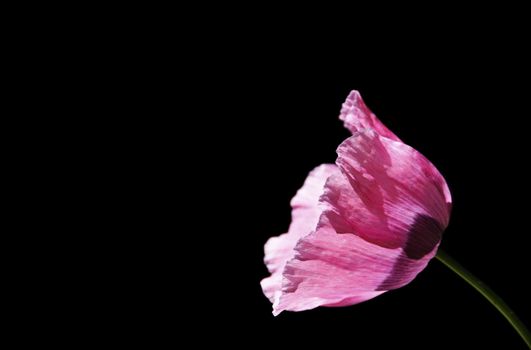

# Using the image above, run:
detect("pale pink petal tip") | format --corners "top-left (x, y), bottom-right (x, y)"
top-left (262, 91), bottom-right (452, 315)
top-left (339, 90), bottom-right (400, 142)
top-left (260, 164), bottom-right (339, 307)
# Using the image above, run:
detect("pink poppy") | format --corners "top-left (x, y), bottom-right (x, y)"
top-left (261, 90), bottom-right (452, 316)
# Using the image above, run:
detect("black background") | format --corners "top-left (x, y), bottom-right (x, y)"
top-left (185, 51), bottom-right (531, 348)
top-left (21, 9), bottom-right (531, 349)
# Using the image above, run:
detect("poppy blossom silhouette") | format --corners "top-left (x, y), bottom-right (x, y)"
top-left (260, 90), bottom-right (530, 348)
top-left (261, 90), bottom-right (451, 315)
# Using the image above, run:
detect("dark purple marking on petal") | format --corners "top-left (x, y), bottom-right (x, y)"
top-left (403, 214), bottom-right (443, 260)
top-left (376, 252), bottom-right (422, 291)
top-left (376, 214), bottom-right (443, 291)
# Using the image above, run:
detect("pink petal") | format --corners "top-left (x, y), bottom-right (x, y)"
top-left (335, 129), bottom-right (451, 251)
top-left (273, 215), bottom-right (395, 315)
top-left (262, 91), bottom-right (452, 316)
top-left (261, 164), bottom-right (339, 303)
top-left (273, 129), bottom-right (451, 315)
top-left (339, 90), bottom-right (401, 142)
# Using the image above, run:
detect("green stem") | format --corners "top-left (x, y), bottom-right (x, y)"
top-left (436, 250), bottom-right (531, 348)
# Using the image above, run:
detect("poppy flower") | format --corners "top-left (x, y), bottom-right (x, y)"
top-left (261, 90), bottom-right (452, 315)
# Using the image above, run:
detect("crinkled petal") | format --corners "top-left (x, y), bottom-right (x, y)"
top-left (274, 214), bottom-right (395, 314)
top-left (273, 129), bottom-right (451, 315)
top-left (339, 90), bottom-right (400, 142)
top-left (335, 129), bottom-right (451, 251)
top-left (263, 92), bottom-right (452, 316)
top-left (260, 164), bottom-right (339, 302)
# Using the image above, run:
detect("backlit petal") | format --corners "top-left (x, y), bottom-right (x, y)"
top-left (339, 90), bottom-right (400, 141)
top-left (262, 91), bottom-right (452, 315)
top-left (261, 164), bottom-right (339, 302)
